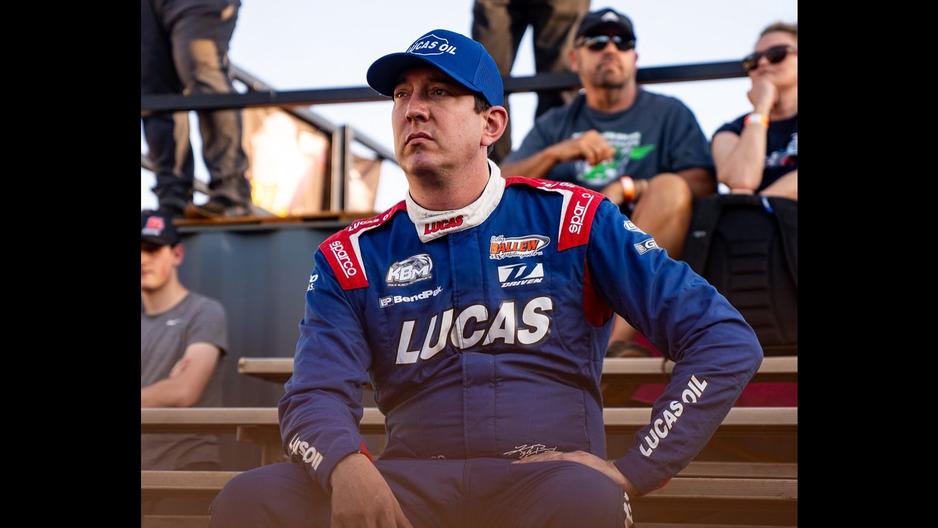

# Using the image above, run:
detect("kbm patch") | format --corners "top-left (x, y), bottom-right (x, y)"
top-left (307, 274), bottom-right (318, 292)
top-left (407, 34), bottom-right (458, 56)
top-left (387, 254), bottom-right (433, 286)
top-left (634, 238), bottom-right (661, 255)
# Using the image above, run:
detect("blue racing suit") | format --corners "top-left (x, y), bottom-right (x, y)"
top-left (279, 161), bottom-right (762, 497)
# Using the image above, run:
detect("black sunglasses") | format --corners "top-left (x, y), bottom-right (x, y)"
top-left (576, 34), bottom-right (635, 52)
top-left (742, 45), bottom-right (797, 72)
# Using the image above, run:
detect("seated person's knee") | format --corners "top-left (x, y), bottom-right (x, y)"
top-left (647, 173), bottom-right (693, 211)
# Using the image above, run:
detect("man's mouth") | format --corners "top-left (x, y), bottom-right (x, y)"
top-left (405, 132), bottom-right (432, 146)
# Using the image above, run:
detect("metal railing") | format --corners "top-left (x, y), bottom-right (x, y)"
top-left (141, 60), bottom-right (746, 211)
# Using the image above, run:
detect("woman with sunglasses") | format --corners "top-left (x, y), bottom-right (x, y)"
top-left (711, 22), bottom-right (797, 200)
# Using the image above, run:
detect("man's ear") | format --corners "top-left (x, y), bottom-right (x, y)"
top-left (172, 243), bottom-right (185, 266)
top-left (481, 105), bottom-right (509, 148)
top-left (568, 47), bottom-right (580, 73)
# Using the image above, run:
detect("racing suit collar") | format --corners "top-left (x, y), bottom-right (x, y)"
top-left (406, 159), bottom-right (505, 243)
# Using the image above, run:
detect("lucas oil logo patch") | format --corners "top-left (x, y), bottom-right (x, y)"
top-left (386, 254), bottom-right (433, 286)
top-left (489, 235), bottom-right (550, 260)
top-left (408, 34), bottom-right (458, 56)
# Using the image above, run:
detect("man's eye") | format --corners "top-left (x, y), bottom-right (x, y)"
top-left (394, 90), bottom-right (409, 99)
top-left (432, 88), bottom-right (447, 96)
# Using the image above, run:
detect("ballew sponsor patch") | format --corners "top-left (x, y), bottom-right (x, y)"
top-left (489, 235), bottom-right (550, 260)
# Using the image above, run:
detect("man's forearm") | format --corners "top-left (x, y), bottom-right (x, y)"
top-left (716, 128), bottom-right (768, 192)
top-left (141, 378), bottom-right (198, 407)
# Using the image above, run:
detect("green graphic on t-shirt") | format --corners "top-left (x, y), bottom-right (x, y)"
top-left (629, 144), bottom-right (655, 160)
top-left (581, 143), bottom-right (656, 182)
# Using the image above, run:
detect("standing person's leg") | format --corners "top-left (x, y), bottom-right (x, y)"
top-left (472, 0), bottom-right (528, 164)
top-left (169, 0), bottom-right (251, 216)
top-left (529, 0), bottom-right (590, 117)
top-left (141, 0), bottom-right (195, 218)
top-left (470, 458), bottom-right (628, 528)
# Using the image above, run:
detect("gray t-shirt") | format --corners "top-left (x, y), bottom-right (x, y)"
top-left (504, 90), bottom-right (714, 192)
top-left (141, 291), bottom-right (228, 470)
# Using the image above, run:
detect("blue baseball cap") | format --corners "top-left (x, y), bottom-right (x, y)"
top-left (367, 29), bottom-right (504, 107)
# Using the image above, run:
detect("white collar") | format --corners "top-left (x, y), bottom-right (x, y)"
top-left (406, 160), bottom-right (505, 243)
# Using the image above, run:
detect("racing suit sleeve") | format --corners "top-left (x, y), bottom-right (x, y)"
top-left (586, 199), bottom-right (763, 494)
top-left (278, 249), bottom-right (371, 493)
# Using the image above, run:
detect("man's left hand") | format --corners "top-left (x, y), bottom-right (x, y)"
top-left (512, 450), bottom-right (636, 496)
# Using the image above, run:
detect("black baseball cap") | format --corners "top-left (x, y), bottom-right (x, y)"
top-left (576, 7), bottom-right (637, 44)
top-left (141, 210), bottom-right (180, 246)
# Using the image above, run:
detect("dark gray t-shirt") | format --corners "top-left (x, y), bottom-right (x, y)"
top-left (504, 90), bottom-right (714, 192)
top-left (141, 291), bottom-right (227, 469)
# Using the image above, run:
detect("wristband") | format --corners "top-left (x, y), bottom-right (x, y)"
top-left (744, 112), bottom-right (769, 127)
top-left (619, 176), bottom-right (636, 202)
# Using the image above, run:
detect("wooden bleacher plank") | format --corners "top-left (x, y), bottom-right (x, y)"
top-left (643, 477), bottom-right (796, 501)
top-left (640, 525), bottom-right (795, 528)
top-left (142, 406), bottom-right (796, 433)
top-left (142, 407), bottom-right (795, 465)
top-left (142, 471), bottom-right (240, 493)
top-left (141, 469), bottom-right (795, 500)
top-left (671, 461), bottom-right (796, 479)
top-left (237, 356), bottom-right (798, 385)
top-left (141, 515), bottom-right (210, 528)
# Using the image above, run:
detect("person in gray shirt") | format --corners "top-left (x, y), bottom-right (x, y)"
top-left (501, 7), bottom-right (715, 356)
top-left (141, 209), bottom-right (227, 475)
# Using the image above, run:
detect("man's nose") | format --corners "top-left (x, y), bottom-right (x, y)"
top-left (405, 93), bottom-right (430, 121)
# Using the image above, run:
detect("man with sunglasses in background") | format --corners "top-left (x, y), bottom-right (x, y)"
top-left (500, 7), bottom-right (715, 359)
top-left (712, 22), bottom-right (797, 199)
top-left (141, 210), bottom-right (228, 515)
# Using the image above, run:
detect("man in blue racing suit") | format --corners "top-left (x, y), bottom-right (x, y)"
top-left (210, 29), bottom-right (762, 528)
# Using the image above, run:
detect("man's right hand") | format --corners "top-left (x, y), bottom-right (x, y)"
top-left (330, 453), bottom-right (414, 528)
top-left (549, 129), bottom-right (616, 166)
top-left (747, 78), bottom-right (778, 114)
